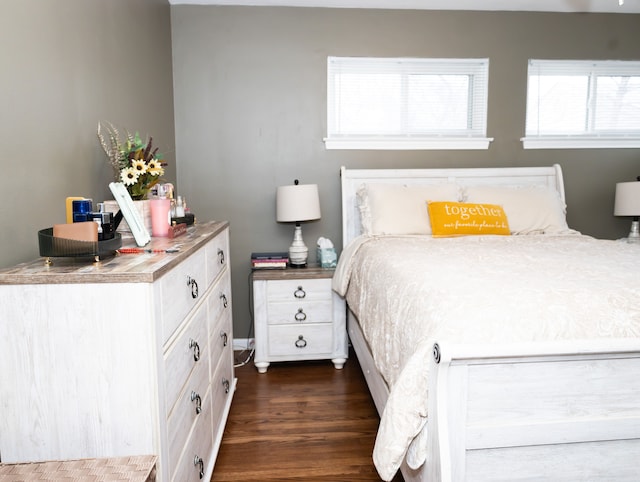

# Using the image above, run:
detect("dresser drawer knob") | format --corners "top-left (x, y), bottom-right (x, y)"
top-left (189, 339), bottom-right (201, 362)
top-left (294, 286), bottom-right (306, 298)
top-left (294, 308), bottom-right (307, 322)
top-left (218, 248), bottom-right (225, 265)
top-left (222, 378), bottom-right (230, 394)
top-left (187, 276), bottom-right (199, 299)
top-left (220, 331), bottom-right (228, 347)
top-left (190, 391), bottom-right (202, 414)
top-left (295, 335), bottom-right (307, 349)
top-left (194, 455), bottom-right (204, 479)
top-left (220, 292), bottom-right (228, 308)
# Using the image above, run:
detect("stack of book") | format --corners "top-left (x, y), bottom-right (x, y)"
top-left (251, 252), bottom-right (288, 269)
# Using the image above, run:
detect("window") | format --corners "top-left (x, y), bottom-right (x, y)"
top-left (325, 57), bottom-right (492, 150)
top-left (523, 59), bottom-right (640, 149)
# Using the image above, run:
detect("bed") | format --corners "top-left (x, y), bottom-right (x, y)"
top-left (333, 164), bottom-right (640, 482)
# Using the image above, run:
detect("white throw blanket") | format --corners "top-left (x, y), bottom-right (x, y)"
top-left (333, 234), bottom-right (640, 481)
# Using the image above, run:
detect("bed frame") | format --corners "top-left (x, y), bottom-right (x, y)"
top-left (340, 164), bottom-right (640, 482)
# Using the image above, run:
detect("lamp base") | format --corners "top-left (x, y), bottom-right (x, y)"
top-left (627, 219), bottom-right (640, 243)
top-left (288, 224), bottom-right (309, 267)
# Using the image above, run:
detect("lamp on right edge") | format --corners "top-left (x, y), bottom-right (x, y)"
top-left (614, 180), bottom-right (640, 243)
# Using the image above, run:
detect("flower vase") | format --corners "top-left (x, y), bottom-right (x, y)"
top-left (103, 199), bottom-right (153, 236)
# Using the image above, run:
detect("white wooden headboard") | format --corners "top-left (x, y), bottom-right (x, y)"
top-left (340, 164), bottom-right (565, 248)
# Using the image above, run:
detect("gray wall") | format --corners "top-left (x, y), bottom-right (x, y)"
top-left (171, 6), bottom-right (640, 341)
top-left (0, 0), bottom-right (175, 269)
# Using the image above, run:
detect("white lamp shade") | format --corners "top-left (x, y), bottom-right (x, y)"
top-left (276, 183), bottom-right (321, 222)
top-left (614, 181), bottom-right (640, 216)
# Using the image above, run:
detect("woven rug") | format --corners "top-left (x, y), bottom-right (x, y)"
top-left (0, 455), bottom-right (156, 482)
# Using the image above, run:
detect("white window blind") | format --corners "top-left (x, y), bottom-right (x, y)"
top-left (325, 57), bottom-right (492, 150)
top-left (523, 59), bottom-right (640, 149)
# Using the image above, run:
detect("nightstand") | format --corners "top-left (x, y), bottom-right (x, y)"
top-left (251, 266), bottom-right (348, 373)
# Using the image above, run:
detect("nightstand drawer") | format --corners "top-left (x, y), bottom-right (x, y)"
top-left (268, 324), bottom-right (333, 357)
top-left (266, 278), bottom-right (332, 302)
top-left (267, 299), bottom-right (333, 325)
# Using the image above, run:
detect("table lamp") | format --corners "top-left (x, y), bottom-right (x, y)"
top-left (614, 179), bottom-right (640, 243)
top-left (276, 180), bottom-right (321, 267)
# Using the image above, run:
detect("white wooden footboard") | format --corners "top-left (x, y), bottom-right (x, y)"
top-left (428, 340), bottom-right (640, 482)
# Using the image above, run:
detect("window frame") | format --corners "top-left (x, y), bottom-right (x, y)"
top-left (324, 56), bottom-right (493, 150)
top-left (522, 59), bottom-right (640, 149)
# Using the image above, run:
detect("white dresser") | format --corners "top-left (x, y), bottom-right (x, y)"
top-left (252, 266), bottom-right (348, 373)
top-left (0, 221), bottom-right (235, 482)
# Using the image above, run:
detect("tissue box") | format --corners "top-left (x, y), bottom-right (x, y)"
top-left (317, 247), bottom-right (337, 268)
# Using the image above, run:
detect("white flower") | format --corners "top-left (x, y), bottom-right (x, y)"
top-left (120, 167), bottom-right (139, 186)
top-left (131, 159), bottom-right (148, 175)
top-left (146, 159), bottom-right (164, 176)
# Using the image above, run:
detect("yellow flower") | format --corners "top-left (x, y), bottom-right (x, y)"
top-left (120, 167), bottom-right (139, 186)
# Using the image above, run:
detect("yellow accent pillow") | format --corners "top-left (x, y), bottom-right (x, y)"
top-left (427, 201), bottom-right (510, 237)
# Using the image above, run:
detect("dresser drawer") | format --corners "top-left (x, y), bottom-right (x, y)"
top-left (210, 309), bottom-right (232, 375)
top-left (210, 346), bottom-right (234, 436)
top-left (160, 247), bottom-right (207, 343)
top-left (163, 301), bottom-right (209, 414)
top-left (170, 387), bottom-right (214, 482)
top-left (267, 299), bottom-right (333, 325)
top-left (166, 344), bottom-right (210, 477)
top-left (268, 323), bottom-right (333, 357)
top-left (208, 273), bottom-right (232, 332)
top-left (206, 229), bottom-right (229, 287)
top-left (266, 278), bottom-right (332, 303)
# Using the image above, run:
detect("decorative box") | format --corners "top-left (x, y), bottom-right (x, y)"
top-left (317, 247), bottom-right (337, 268)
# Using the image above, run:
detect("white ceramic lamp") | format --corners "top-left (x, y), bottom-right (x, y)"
top-left (614, 180), bottom-right (640, 243)
top-left (276, 181), bottom-right (321, 267)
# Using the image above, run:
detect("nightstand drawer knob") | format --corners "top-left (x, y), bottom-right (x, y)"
top-left (295, 335), bottom-right (307, 348)
top-left (294, 286), bottom-right (306, 299)
top-left (220, 331), bottom-right (228, 347)
top-left (220, 292), bottom-right (228, 308)
top-left (191, 391), bottom-right (202, 414)
top-left (294, 308), bottom-right (307, 322)
top-left (217, 248), bottom-right (225, 265)
top-left (222, 377), bottom-right (230, 394)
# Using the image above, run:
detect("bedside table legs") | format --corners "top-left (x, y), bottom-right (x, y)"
top-left (332, 358), bottom-right (347, 370)
top-left (255, 359), bottom-right (347, 373)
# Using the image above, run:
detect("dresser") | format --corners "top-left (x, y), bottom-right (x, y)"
top-left (252, 266), bottom-right (348, 373)
top-left (0, 221), bottom-right (235, 482)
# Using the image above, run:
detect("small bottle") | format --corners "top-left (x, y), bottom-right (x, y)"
top-left (176, 195), bottom-right (186, 217)
top-left (93, 217), bottom-right (103, 241)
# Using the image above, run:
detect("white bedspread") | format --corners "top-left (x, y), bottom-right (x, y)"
top-left (332, 234), bottom-right (640, 481)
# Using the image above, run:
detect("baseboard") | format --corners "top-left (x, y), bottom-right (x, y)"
top-left (233, 338), bottom-right (255, 351)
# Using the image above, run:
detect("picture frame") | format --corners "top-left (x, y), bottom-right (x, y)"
top-left (109, 182), bottom-right (151, 247)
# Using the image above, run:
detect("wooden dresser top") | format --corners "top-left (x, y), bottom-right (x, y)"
top-left (0, 221), bottom-right (228, 285)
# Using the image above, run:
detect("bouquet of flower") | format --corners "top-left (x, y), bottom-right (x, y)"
top-left (97, 122), bottom-right (166, 200)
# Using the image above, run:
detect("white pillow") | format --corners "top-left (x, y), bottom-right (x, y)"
top-left (357, 183), bottom-right (460, 235)
top-left (463, 185), bottom-right (570, 234)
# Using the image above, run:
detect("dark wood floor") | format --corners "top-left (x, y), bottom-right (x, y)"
top-left (211, 349), bottom-right (404, 482)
